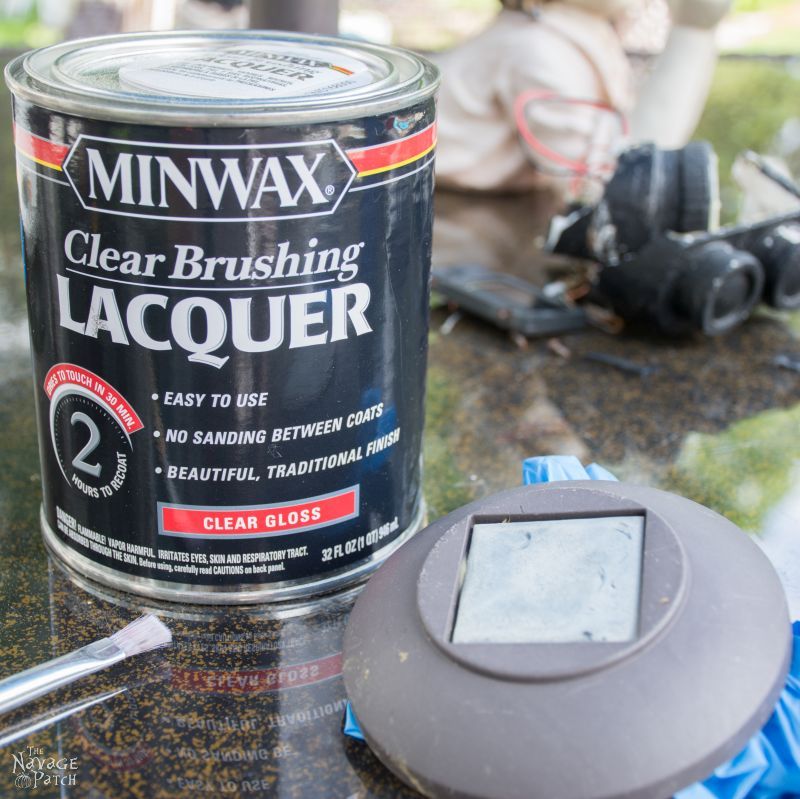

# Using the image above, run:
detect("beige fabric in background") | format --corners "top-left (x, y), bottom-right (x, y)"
top-left (434, 0), bottom-right (729, 196)
top-left (434, 4), bottom-right (634, 194)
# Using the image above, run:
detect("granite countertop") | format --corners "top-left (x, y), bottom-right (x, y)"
top-left (2, 52), bottom-right (800, 798)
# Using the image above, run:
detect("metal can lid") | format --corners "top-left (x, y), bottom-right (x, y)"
top-left (5, 30), bottom-right (439, 126)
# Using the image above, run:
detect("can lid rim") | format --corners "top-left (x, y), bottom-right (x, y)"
top-left (5, 30), bottom-right (440, 126)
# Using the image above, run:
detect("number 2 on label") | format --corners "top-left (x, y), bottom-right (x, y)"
top-left (70, 411), bottom-right (102, 477)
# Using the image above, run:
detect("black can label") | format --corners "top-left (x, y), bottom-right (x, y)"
top-left (13, 99), bottom-right (435, 593)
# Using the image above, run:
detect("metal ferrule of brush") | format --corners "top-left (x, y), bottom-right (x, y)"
top-left (0, 638), bottom-right (126, 715)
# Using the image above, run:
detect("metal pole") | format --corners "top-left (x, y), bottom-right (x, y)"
top-left (248, 0), bottom-right (339, 35)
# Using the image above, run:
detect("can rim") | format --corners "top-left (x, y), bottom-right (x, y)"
top-left (5, 30), bottom-right (440, 126)
top-left (48, 547), bottom-right (365, 622)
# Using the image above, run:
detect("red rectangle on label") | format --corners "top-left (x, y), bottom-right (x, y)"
top-left (160, 487), bottom-right (358, 538)
top-left (171, 653), bottom-right (343, 694)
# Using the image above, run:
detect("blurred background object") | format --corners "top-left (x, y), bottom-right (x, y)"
top-left (0, 0), bottom-right (795, 51)
top-left (1, 1), bottom-right (800, 285)
top-left (248, 0), bottom-right (337, 34)
top-left (432, 0), bottom-right (734, 199)
top-left (177, 0), bottom-right (246, 30)
top-left (0, 1), bottom-right (798, 58)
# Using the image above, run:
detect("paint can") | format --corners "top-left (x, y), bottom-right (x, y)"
top-left (6, 31), bottom-right (439, 602)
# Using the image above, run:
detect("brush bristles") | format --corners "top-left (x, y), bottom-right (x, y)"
top-left (109, 614), bottom-right (172, 657)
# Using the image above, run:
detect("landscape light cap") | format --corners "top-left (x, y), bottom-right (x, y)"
top-left (343, 481), bottom-right (791, 799)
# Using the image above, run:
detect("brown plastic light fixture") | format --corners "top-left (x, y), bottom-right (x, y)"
top-left (343, 481), bottom-right (791, 799)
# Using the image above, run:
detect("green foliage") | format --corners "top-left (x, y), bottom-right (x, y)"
top-left (0, 9), bottom-right (57, 48)
top-left (666, 404), bottom-right (800, 532)
top-left (423, 364), bottom-right (475, 517)
top-left (725, 0), bottom-right (800, 53)
top-left (695, 59), bottom-right (800, 221)
top-left (733, 0), bottom-right (795, 12)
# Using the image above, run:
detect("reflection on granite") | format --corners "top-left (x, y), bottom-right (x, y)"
top-left (2, 50), bottom-right (800, 798)
top-left (0, 562), bottom-right (417, 798)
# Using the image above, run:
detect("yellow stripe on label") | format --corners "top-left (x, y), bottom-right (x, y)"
top-left (17, 148), bottom-right (64, 172)
top-left (357, 143), bottom-right (436, 178)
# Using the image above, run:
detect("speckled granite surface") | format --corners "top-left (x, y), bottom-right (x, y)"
top-left (2, 50), bottom-right (800, 798)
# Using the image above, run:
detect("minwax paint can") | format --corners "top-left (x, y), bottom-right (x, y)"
top-left (6, 31), bottom-right (439, 602)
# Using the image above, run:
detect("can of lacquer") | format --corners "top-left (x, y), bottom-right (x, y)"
top-left (6, 31), bottom-right (439, 602)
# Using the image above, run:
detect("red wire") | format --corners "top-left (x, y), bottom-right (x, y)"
top-left (513, 89), bottom-right (629, 176)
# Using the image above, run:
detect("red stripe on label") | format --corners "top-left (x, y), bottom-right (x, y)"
top-left (43, 363), bottom-right (143, 434)
top-left (161, 488), bottom-right (357, 537)
top-left (13, 123), bottom-right (436, 178)
top-left (171, 653), bottom-right (343, 694)
top-left (346, 123), bottom-right (436, 177)
top-left (13, 125), bottom-right (69, 170)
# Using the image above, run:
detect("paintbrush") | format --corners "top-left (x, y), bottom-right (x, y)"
top-left (0, 614), bottom-right (171, 715)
